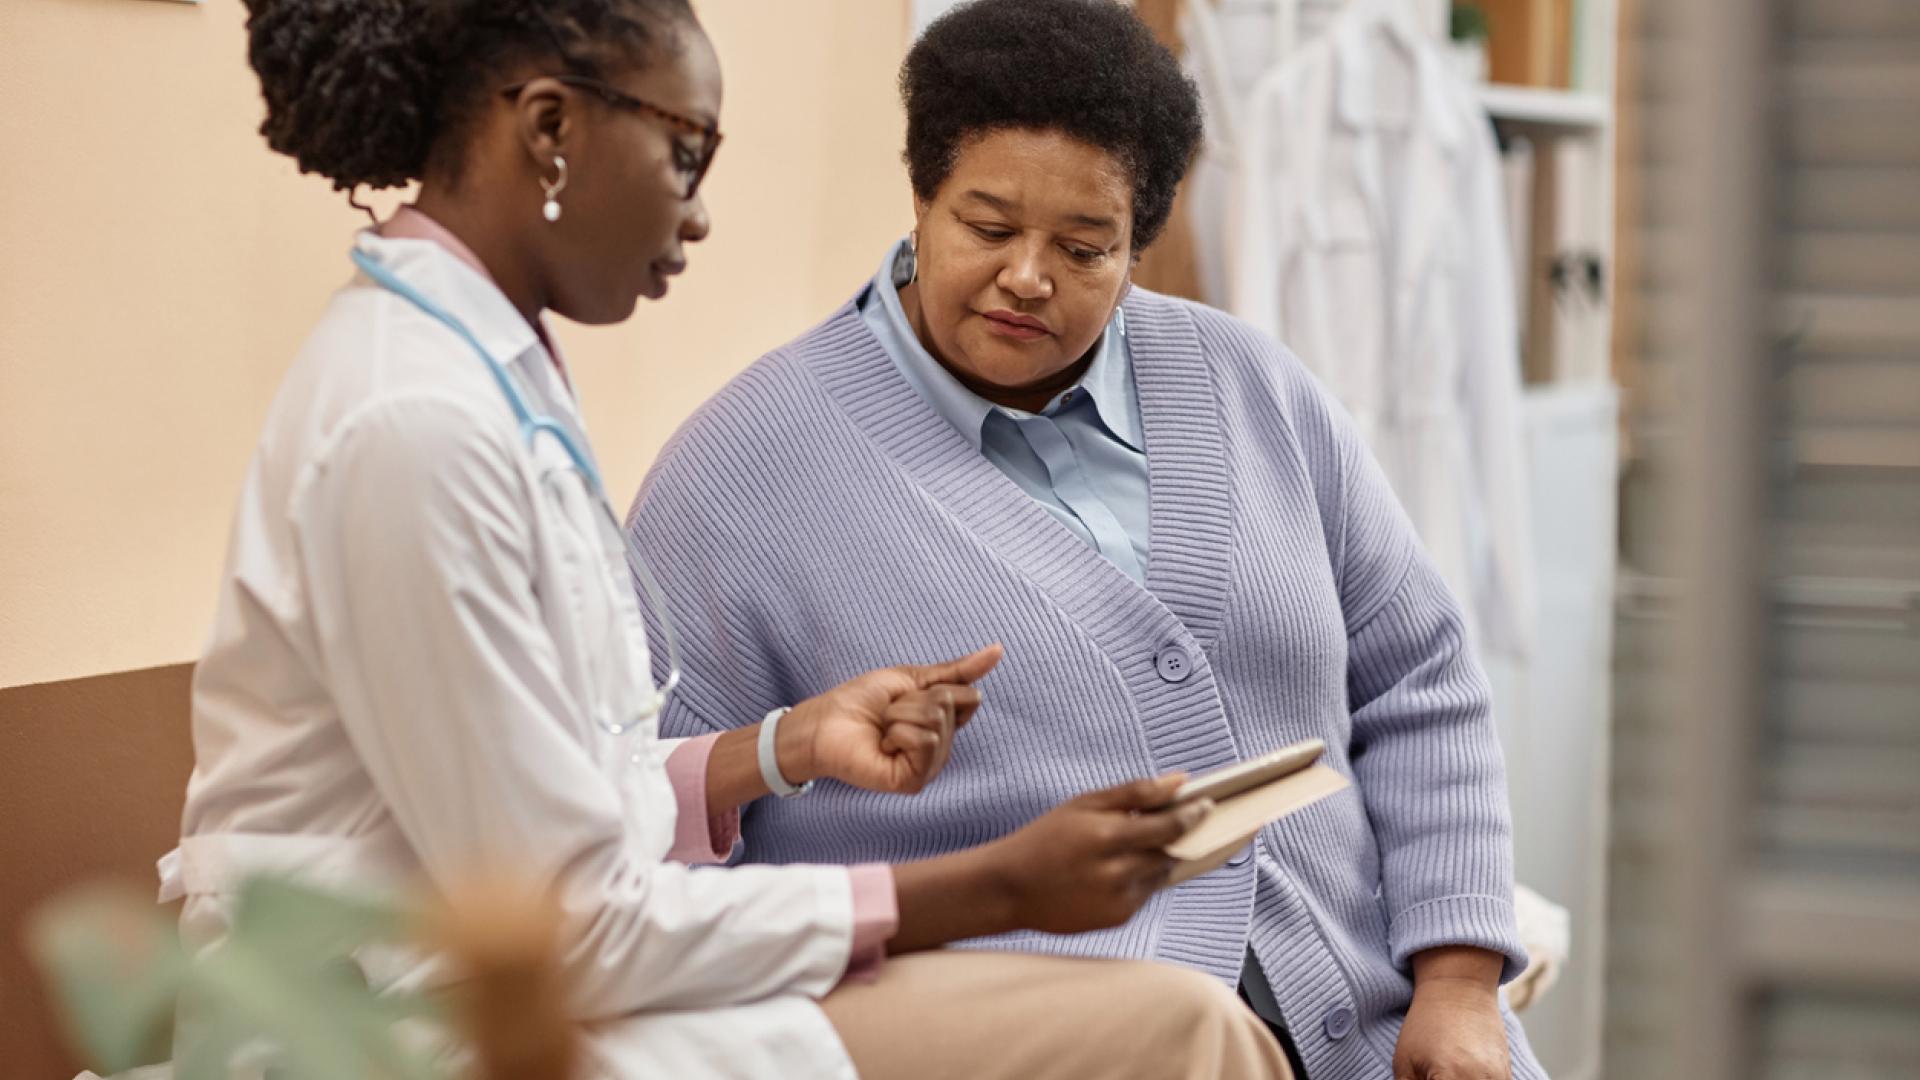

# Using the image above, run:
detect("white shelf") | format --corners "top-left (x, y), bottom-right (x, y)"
top-left (1478, 84), bottom-right (1611, 131)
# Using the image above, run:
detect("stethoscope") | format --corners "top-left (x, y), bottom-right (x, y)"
top-left (350, 246), bottom-right (682, 733)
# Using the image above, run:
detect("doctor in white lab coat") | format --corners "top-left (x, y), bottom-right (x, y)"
top-left (165, 1), bottom-right (1293, 1078)
top-left (1191, 0), bottom-right (1535, 661)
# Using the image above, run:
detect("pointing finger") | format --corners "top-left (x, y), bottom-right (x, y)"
top-left (906, 643), bottom-right (1004, 689)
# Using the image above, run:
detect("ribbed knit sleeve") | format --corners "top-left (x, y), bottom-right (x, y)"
top-left (627, 396), bottom-right (792, 741)
top-left (1324, 393), bottom-right (1529, 984)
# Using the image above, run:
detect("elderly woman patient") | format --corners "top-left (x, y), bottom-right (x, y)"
top-left (629, 2), bottom-right (1542, 1078)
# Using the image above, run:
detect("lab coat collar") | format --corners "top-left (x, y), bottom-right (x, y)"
top-left (1281, 0), bottom-right (1462, 250)
top-left (350, 228), bottom-right (552, 389)
top-left (1330, 0), bottom-right (1464, 152)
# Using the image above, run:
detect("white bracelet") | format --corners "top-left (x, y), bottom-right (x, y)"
top-left (757, 707), bottom-right (815, 798)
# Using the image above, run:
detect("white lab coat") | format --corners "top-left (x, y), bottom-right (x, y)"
top-left (162, 232), bottom-right (861, 1078)
top-left (1192, 0), bottom-right (1535, 659)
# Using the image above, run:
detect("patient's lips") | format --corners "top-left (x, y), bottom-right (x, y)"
top-left (980, 308), bottom-right (1051, 340)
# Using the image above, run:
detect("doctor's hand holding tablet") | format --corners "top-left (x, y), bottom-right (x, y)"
top-left (810, 655), bottom-right (1338, 949)
top-left (934, 737), bottom-right (1341, 944)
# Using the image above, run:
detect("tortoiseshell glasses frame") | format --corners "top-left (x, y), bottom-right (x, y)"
top-left (500, 74), bottom-right (723, 200)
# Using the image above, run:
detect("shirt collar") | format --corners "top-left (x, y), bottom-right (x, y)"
top-left (860, 236), bottom-right (1143, 452)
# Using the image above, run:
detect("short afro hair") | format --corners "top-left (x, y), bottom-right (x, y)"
top-left (900, 0), bottom-right (1203, 253)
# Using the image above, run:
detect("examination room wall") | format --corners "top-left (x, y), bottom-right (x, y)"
top-left (0, 0), bottom-right (912, 693)
top-left (0, 3), bottom-right (909, 1072)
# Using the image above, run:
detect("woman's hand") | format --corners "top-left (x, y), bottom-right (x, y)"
top-left (986, 774), bottom-right (1212, 933)
top-left (1393, 947), bottom-right (1512, 1080)
top-left (887, 774), bottom-right (1212, 952)
top-left (780, 644), bottom-right (1003, 795)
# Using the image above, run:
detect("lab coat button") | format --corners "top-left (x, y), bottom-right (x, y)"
top-left (1323, 1005), bottom-right (1356, 1040)
top-left (1155, 645), bottom-right (1193, 683)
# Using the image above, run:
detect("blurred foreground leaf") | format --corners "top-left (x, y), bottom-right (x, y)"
top-left (28, 876), bottom-right (445, 1080)
top-left (26, 885), bottom-right (188, 1072)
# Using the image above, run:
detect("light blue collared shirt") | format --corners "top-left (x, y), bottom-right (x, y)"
top-left (858, 238), bottom-right (1152, 582)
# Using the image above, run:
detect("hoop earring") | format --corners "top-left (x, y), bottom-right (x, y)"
top-left (541, 156), bottom-right (569, 223)
top-left (891, 230), bottom-right (918, 288)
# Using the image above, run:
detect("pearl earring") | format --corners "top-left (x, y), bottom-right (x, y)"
top-left (541, 156), bottom-right (569, 223)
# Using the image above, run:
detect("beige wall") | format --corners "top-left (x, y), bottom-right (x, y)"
top-left (0, 0), bottom-right (912, 689)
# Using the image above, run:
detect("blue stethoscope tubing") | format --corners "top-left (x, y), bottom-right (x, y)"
top-left (349, 246), bottom-right (681, 729)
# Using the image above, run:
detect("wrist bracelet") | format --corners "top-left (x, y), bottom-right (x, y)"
top-left (758, 706), bottom-right (815, 798)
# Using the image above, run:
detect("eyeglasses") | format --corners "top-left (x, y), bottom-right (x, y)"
top-left (501, 75), bottom-right (723, 200)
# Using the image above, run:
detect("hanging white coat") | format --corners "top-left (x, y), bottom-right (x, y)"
top-left (1199, 0), bottom-right (1535, 660)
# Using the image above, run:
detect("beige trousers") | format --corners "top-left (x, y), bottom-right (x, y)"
top-left (821, 951), bottom-right (1295, 1080)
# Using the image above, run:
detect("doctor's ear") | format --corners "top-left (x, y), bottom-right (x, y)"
top-left (508, 78), bottom-right (578, 173)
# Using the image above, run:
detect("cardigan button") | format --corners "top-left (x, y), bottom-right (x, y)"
top-left (1154, 645), bottom-right (1193, 683)
top-left (1323, 1005), bottom-right (1357, 1040)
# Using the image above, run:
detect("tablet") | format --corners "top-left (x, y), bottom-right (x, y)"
top-left (1174, 738), bottom-right (1327, 804)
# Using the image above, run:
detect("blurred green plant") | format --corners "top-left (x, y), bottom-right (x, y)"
top-left (1451, 2), bottom-right (1491, 41)
top-left (27, 877), bottom-right (446, 1080)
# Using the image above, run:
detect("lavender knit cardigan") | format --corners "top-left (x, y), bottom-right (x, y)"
top-left (628, 288), bottom-right (1544, 1080)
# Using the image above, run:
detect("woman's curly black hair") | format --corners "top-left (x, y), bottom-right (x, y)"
top-left (900, 0), bottom-right (1203, 253)
top-left (242, 0), bottom-right (694, 192)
